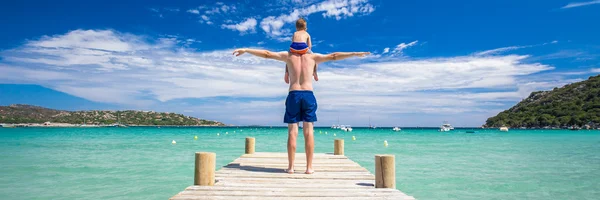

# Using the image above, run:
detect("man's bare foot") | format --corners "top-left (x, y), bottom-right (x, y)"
top-left (305, 169), bottom-right (314, 174)
top-left (285, 168), bottom-right (294, 174)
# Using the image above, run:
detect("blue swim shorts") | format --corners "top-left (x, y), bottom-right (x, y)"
top-left (284, 90), bottom-right (318, 123)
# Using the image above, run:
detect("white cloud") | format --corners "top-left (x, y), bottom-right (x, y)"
top-left (187, 9), bottom-right (200, 14)
top-left (221, 18), bottom-right (258, 33)
top-left (205, 7), bottom-right (221, 14)
top-left (0, 29), bottom-right (564, 126)
top-left (475, 41), bottom-right (559, 56)
top-left (382, 47), bottom-right (390, 54)
top-left (475, 45), bottom-right (528, 56)
top-left (164, 8), bottom-right (180, 12)
top-left (561, 0), bottom-right (600, 9)
top-left (188, 3), bottom-right (236, 25)
top-left (392, 40), bottom-right (418, 55)
top-left (260, 0), bottom-right (375, 38)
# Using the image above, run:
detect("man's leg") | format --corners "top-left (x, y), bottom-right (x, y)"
top-left (303, 121), bottom-right (314, 174)
top-left (287, 123), bottom-right (299, 173)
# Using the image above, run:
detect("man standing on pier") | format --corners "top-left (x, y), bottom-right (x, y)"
top-left (232, 48), bottom-right (369, 174)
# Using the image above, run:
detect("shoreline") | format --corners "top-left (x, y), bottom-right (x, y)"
top-left (1, 123), bottom-right (598, 130)
top-left (0, 123), bottom-right (225, 128)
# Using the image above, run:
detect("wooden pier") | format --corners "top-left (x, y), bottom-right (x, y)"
top-left (170, 138), bottom-right (415, 200)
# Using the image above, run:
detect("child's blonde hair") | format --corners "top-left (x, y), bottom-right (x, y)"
top-left (295, 18), bottom-right (307, 31)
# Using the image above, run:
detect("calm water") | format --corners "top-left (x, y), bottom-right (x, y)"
top-left (1, 127), bottom-right (599, 200)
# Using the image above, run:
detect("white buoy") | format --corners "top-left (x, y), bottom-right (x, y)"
top-left (334, 133), bottom-right (337, 136)
top-left (352, 136), bottom-right (356, 141)
top-left (226, 132), bottom-right (228, 135)
top-left (217, 133), bottom-right (220, 136)
top-left (194, 136), bottom-right (198, 140)
top-left (384, 140), bottom-right (388, 147)
top-left (172, 140), bottom-right (176, 145)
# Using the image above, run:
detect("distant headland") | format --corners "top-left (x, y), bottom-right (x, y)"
top-left (485, 75), bottom-right (600, 129)
top-left (0, 104), bottom-right (225, 127)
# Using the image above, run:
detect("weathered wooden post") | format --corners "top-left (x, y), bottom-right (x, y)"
top-left (194, 152), bottom-right (216, 186)
top-left (245, 137), bottom-right (255, 154)
top-left (334, 139), bottom-right (344, 155)
top-left (375, 154), bottom-right (395, 188)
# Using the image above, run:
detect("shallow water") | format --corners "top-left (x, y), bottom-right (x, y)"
top-left (1, 127), bottom-right (599, 200)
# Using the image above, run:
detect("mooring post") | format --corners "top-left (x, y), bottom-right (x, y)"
top-left (245, 137), bottom-right (255, 154)
top-left (194, 152), bottom-right (216, 186)
top-left (375, 154), bottom-right (395, 188)
top-left (334, 139), bottom-right (344, 155)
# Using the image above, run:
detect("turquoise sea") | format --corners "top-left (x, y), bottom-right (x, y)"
top-left (1, 127), bottom-right (599, 200)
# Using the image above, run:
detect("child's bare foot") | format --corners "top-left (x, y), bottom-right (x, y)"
top-left (285, 168), bottom-right (294, 174)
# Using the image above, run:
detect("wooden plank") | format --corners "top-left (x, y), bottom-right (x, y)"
top-left (231, 159), bottom-right (357, 164)
top-left (184, 186), bottom-right (402, 192)
top-left (218, 167), bottom-right (369, 173)
top-left (217, 170), bottom-right (372, 175)
top-left (214, 177), bottom-right (376, 185)
top-left (241, 153), bottom-right (345, 158)
top-left (176, 190), bottom-right (405, 197)
top-left (229, 163), bottom-right (361, 167)
top-left (171, 196), bottom-right (410, 200)
top-left (215, 173), bottom-right (375, 180)
top-left (212, 182), bottom-right (374, 188)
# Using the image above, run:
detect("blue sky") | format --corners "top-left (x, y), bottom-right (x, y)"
top-left (1, 0), bottom-right (599, 127)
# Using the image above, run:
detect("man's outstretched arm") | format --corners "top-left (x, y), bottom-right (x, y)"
top-left (314, 52), bottom-right (370, 63)
top-left (233, 48), bottom-right (286, 61)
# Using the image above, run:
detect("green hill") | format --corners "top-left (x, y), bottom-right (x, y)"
top-left (485, 75), bottom-right (600, 128)
top-left (0, 104), bottom-right (225, 126)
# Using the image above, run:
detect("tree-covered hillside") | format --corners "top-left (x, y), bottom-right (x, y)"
top-left (485, 75), bottom-right (600, 128)
top-left (0, 104), bottom-right (225, 126)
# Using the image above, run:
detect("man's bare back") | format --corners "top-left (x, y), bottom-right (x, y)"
top-left (286, 53), bottom-right (316, 91)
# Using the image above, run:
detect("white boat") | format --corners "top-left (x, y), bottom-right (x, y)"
top-left (340, 125), bottom-right (352, 132)
top-left (368, 117), bottom-right (377, 129)
top-left (443, 121), bottom-right (454, 130)
top-left (439, 122), bottom-right (453, 132)
top-left (0, 124), bottom-right (15, 128)
top-left (332, 117), bottom-right (341, 129)
top-left (499, 126), bottom-right (509, 132)
top-left (392, 127), bottom-right (401, 131)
